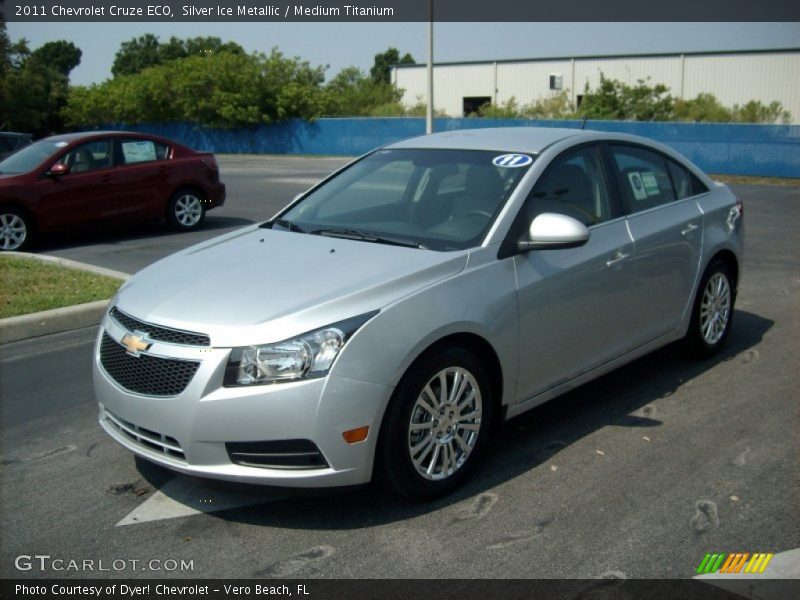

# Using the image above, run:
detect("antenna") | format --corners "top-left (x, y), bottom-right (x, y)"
top-left (580, 116), bottom-right (588, 130)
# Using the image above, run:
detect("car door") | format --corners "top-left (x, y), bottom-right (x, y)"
top-left (35, 139), bottom-right (117, 230)
top-left (607, 144), bottom-right (703, 346)
top-left (111, 137), bottom-right (172, 220)
top-left (512, 144), bottom-right (634, 403)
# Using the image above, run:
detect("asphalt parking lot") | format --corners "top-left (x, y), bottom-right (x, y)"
top-left (0, 156), bottom-right (798, 580)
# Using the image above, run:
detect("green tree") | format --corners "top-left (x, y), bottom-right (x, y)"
top-left (112, 34), bottom-right (246, 78)
top-left (732, 100), bottom-right (790, 124)
top-left (29, 40), bottom-right (82, 77)
top-left (370, 47), bottom-right (414, 84)
top-left (66, 48), bottom-right (326, 128)
top-left (672, 93), bottom-right (732, 122)
top-left (322, 66), bottom-right (402, 116)
top-left (577, 74), bottom-right (673, 121)
top-left (478, 92), bottom-right (575, 120)
top-left (478, 98), bottom-right (522, 118)
top-left (522, 91), bottom-right (575, 119)
top-left (0, 23), bottom-right (80, 135)
top-left (111, 34), bottom-right (161, 77)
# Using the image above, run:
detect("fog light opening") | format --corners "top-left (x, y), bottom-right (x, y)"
top-left (342, 426), bottom-right (369, 444)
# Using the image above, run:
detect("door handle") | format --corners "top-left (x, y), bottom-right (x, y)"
top-left (681, 223), bottom-right (699, 236)
top-left (606, 251), bottom-right (630, 267)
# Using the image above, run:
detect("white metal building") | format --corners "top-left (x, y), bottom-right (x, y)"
top-left (391, 48), bottom-right (800, 123)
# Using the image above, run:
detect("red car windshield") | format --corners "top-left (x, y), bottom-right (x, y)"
top-left (0, 140), bottom-right (66, 175)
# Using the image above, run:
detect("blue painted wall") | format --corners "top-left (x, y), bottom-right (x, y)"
top-left (105, 118), bottom-right (800, 178)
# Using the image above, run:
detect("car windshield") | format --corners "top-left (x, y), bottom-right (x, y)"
top-left (0, 140), bottom-right (64, 174)
top-left (276, 148), bottom-right (534, 251)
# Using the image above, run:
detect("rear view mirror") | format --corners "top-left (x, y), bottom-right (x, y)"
top-left (518, 213), bottom-right (590, 252)
top-left (47, 163), bottom-right (70, 177)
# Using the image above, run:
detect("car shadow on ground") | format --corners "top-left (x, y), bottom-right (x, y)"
top-left (33, 216), bottom-right (254, 253)
top-left (136, 309), bottom-right (773, 529)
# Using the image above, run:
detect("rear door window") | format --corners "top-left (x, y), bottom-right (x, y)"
top-left (119, 139), bottom-right (160, 165)
top-left (610, 144), bottom-right (676, 213)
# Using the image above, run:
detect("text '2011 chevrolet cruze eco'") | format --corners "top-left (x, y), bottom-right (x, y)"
top-left (94, 127), bottom-right (743, 499)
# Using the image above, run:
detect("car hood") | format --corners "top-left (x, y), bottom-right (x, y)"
top-left (115, 226), bottom-right (468, 347)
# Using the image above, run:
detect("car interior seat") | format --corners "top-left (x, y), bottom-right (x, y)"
top-left (69, 148), bottom-right (96, 173)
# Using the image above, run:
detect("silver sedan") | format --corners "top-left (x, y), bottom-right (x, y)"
top-left (93, 127), bottom-right (744, 499)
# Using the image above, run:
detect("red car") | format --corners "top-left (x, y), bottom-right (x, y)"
top-left (0, 131), bottom-right (226, 251)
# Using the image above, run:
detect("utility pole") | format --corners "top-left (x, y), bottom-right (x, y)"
top-left (426, 0), bottom-right (434, 134)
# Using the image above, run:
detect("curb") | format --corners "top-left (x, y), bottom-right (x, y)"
top-left (0, 253), bottom-right (130, 345)
top-left (6, 251), bottom-right (131, 281)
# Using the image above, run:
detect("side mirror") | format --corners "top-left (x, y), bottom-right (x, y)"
top-left (47, 163), bottom-right (70, 177)
top-left (518, 213), bottom-right (590, 252)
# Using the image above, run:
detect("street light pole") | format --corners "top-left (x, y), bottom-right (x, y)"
top-left (426, 0), bottom-right (434, 134)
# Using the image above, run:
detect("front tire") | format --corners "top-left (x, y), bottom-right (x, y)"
top-left (377, 346), bottom-right (493, 500)
top-left (0, 208), bottom-right (33, 251)
top-left (683, 260), bottom-right (735, 357)
top-left (167, 189), bottom-right (206, 231)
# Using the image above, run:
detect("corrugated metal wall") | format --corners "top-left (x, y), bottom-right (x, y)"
top-left (393, 51), bottom-right (800, 123)
top-left (683, 54), bottom-right (800, 119)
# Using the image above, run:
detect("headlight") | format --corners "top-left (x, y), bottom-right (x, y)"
top-left (224, 311), bottom-right (378, 386)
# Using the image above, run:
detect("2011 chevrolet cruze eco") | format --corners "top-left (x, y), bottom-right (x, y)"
top-left (94, 128), bottom-right (744, 499)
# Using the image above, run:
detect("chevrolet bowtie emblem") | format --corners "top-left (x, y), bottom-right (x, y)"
top-left (121, 331), bottom-right (152, 357)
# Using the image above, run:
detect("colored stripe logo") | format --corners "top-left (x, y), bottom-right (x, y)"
top-left (696, 552), bottom-right (774, 574)
top-left (492, 154), bottom-right (533, 168)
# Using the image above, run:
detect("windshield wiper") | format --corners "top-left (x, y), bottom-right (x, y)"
top-left (311, 228), bottom-right (426, 249)
top-left (267, 218), bottom-right (306, 233)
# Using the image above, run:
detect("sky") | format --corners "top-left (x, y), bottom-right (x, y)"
top-left (6, 21), bottom-right (800, 87)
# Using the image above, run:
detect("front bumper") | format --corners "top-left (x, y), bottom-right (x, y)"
top-left (93, 317), bottom-right (392, 487)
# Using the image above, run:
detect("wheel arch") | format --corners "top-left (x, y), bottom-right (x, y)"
top-left (707, 249), bottom-right (739, 294)
top-left (396, 331), bottom-right (506, 433)
top-left (0, 202), bottom-right (38, 232)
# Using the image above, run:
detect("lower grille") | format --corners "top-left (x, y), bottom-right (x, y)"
top-left (100, 333), bottom-right (200, 396)
top-left (226, 440), bottom-right (329, 470)
top-left (104, 410), bottom-right (185, 461)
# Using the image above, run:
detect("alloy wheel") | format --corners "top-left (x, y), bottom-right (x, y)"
top-left (700, 272), bottom-right (731, 345)
top-left (173, 194), bottom-right (203, 227)
top-left (407, 367), bottom-right (483, 481)
top-left (0, 213), bottom-right (28, 251)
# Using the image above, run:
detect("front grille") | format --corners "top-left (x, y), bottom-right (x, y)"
top-left (110, 307), bottom-right (210, 347)
top-left (104, 410), bottom-right (185, 461)
top-left (100, 333), bottom-right (200, 396)
top-left (226, 440), bottom-right (329, 470)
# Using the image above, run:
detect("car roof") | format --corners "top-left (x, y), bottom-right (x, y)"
top-left (40, 131), bottom-right (162, 143)
top-left (386, 127), bottom-right (587, 153)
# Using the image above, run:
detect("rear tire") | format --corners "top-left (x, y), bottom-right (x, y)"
top-left (376, 346), bottom-right (493, 500)
top-left (0, 208), bottom-right (33, 251)
top-left (683, 260), bottom-right (736, 358)
top-left (167, 189), bottom-right (206, 231)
